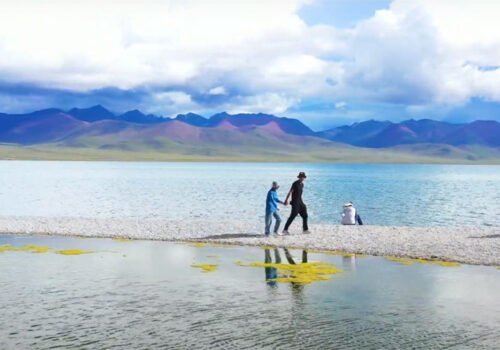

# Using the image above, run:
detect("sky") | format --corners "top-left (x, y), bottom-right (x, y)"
top-left (0, 0), bottom-right (499, 129)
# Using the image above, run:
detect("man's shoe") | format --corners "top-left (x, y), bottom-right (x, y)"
top-left (281, 230), bottom-right (290, 235)
top-left (302, 230), bottom-right (311, 234)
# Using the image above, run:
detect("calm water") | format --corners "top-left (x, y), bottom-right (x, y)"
top-left (1, 161), bottom-right (499, 226)
top-left (0, 234), bottom-right (499, 349)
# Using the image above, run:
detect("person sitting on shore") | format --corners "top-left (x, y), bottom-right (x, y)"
top-left (341, 202), bottom-right (363, 225)
top-left (265, 181), bottom-right (285, 236)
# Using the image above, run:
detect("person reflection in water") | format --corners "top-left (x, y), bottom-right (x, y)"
top-left (264, 248), bottom-right (282, 287)
top-left (283, 248), bottom-right (308, 297)
top-left (263, 248), bottom-right (309, 293)
top-left (283, 248), bottom-right (308, 265)
top-left (342, 255), bottom-right (357, 271)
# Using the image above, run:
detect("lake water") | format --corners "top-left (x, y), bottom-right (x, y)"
top-left (0, 234), bottom-right (498, 349)
top-left (1, 161), bottom-right (499, 226)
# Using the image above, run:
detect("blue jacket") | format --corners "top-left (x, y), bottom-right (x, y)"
top-left (266, 189), bottom-right (281, 213)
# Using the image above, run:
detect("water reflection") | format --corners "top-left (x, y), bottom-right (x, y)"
top-left (1, 235), bottom-right (499, 349)
top-left (263, 248), bottom-right (309, 294)
top-left (342, 255), bottom-right (357, 271)
top-left (283, 248), bottom-right (307, 298)
top-left (264, 248), bottom-right (281, 287)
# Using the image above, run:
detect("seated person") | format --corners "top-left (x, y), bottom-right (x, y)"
top-left (341, 202), bottom-right (363, 225)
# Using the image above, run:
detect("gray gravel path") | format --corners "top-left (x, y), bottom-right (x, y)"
top-left (0, 216), bottom-right (498, 265)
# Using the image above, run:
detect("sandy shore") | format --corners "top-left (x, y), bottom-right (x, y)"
top-left (0, 216), bottom-right (498, 266)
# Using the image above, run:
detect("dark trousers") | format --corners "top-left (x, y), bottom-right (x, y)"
top-left (356, 214), bottom-right (363, 225)
top-left (284, 202), bottom-right (308, 231)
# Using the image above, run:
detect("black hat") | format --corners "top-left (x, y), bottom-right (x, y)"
top-left (297, 172), bottom-right (307, 178)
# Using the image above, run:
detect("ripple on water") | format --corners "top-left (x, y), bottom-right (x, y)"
top-left (0, 236), bottom-right (499, 349)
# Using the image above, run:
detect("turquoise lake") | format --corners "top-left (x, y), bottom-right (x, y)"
top-left (0, 161), bottom-right (499, 226)
top-left (0, 234), bottom-right (499, 349)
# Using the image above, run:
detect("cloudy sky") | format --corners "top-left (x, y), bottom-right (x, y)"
top-left (0, 0), bottom-right (499, 129)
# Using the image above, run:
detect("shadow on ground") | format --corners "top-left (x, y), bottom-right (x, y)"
top-left (468, 234), bottom-right (500, 239)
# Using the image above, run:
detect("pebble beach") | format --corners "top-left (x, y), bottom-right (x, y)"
top-left (1, 216), bottom-right (498, 266)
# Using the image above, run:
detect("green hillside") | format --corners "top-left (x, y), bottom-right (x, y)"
top-left (1, 142), bottom-right (498, 164)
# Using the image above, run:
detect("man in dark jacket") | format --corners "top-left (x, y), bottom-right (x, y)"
top-left (282, 172), bottom-right (310, 235)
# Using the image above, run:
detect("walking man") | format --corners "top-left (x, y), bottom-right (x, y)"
top-left (282, 172), bottom-right (310, 235)
top-left (265, 181), bottom-right (284, 236)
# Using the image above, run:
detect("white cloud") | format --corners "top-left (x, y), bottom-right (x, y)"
top-left (0, 0), bottom-right (498, 117)
top-left (0, 0), bottom-right (315, 91)
top-left (335, 102), bottom-right (347, 109)
top-left (154, 91), bottom-right (192, 105)
top-left (333, 0), bottom-right (500, 105)
top-left (208, 86), bottom-right (227, 96)
top-left (150, 91), bottom-right (199, 115)
top-left (225, 93), bottom-right (299, 115)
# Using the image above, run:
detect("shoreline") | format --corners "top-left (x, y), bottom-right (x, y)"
top-left (0, 216), bottom-right (498, 266)
top-left (1, 146), bottom-right (499, 165)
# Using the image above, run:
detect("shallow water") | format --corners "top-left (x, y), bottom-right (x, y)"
top-left (0, 234), bottom-right (499, 349)
top-left (1, 161), bottom-right (499, 226)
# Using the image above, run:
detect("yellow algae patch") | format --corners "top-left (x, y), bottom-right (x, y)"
top-left (185, 242), bottom-right (236, 249)
top-left (22, 245), bottom-right (50, 253)
top-left (55, 249), bottom-right (91, 256)
top-left (187, 242), bottom-right (207, 248)
top-left (0, 244), bottom-right (95, 256)
top-left (417, 259), bottom-right (460, 267)
top-left (206, 255), bottom-right (219, 258)
top-left (385, 256), bottom-right (415, 266)
top-left (0, 244), bottom-right (20, 253)
top-left (0, 244), bottom-right (50, 254)
top-left (191, 263), bottom-right (218, 273)
top-left (238, 261), bottom-right (342, 284)
top-left (112, 237), bottom-right (131, 242)
top-left (385, 256), bottom-right (460, 267)
top-left (208, 243), bottom-right (236, 248)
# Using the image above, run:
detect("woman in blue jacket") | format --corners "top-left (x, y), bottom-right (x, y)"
top-left (265, 181), bottom-right (285, 236)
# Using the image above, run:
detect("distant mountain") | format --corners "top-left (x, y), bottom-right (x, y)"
top-left (175, 113), bottom-right (208, 127)
top-left (443, 120), bottom-right (500, 147)
top-left (172, 112), bottom-right (314, 135)
top-left (205, 112), bottom-right (314, 136)
top-left (67, 105), bottom-right (116, 122)
top-left (0, 108), bottom-right (65, 133)
top-left (118, 110), bottom-right (165, 124)
top-left (0, 111), bottom-right (87, 144)
top-left (318, 120), bottom-right (392, 146)
top-left (363, 123), bottom-right (420, 147)
top-left (59, 118), bottom-right (330, 155)
top-left (0, 106), bottom-right (498, 162)
top-left (400, 119), bottom-right (459, 142)
top-left (320, 119), bottom-right (500, 148)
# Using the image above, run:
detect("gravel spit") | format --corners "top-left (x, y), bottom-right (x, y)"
top-left (0, 216), bottom-right (498, 266)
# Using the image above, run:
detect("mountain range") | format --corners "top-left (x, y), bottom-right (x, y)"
top-left (319, 119), bottom-right (500, 148)
top-left (0, 105), bottom-right (498, 162)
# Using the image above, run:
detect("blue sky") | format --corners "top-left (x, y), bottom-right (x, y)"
top-left (0, 0), bottom-right (499, 130)
top-left (299, 0), bottom-right (392, 28)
